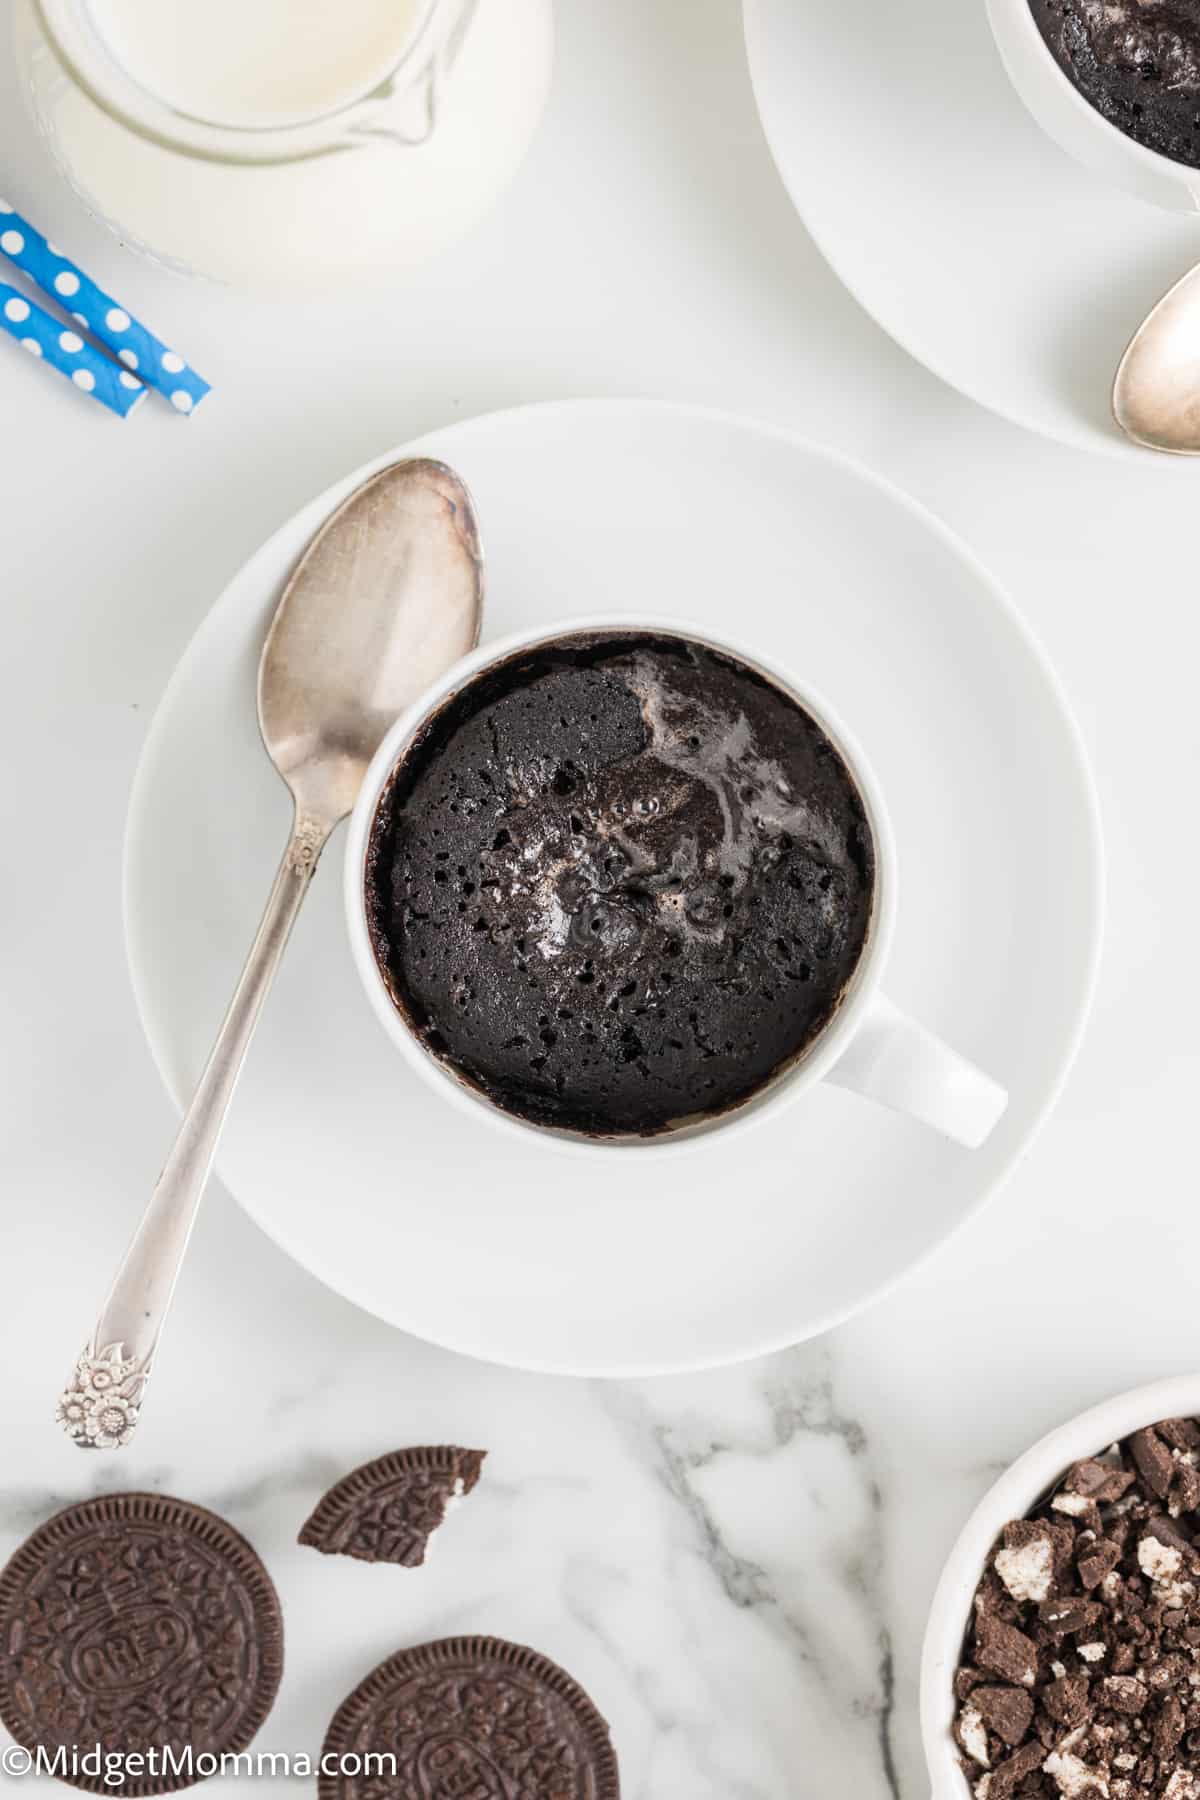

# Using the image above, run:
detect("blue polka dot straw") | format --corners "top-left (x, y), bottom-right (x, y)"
top-left (0, 280), bottom-right (146, 417)
top-left (0, 197), bottom-right (210, 416)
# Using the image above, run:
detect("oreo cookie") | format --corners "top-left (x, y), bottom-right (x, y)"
top-left (319, 1635), bottom-right (619, 1799)
top-left (298, 1445), bottom-right (486, 1567)
top-left (0, 1493), bottom-right (283, 1795)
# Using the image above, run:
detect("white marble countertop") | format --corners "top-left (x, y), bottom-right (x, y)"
top-left (3, 3), bottom-right (1200, 1796)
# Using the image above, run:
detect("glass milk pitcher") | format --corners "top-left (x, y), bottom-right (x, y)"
top-left (14, 0), bottom-right (554, 285)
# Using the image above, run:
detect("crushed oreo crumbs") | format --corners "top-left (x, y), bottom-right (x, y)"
top-left (955, 1419), bottom-right (1200, 1800)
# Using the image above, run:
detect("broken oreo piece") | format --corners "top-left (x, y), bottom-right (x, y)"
top-left (298, 1445), bottom-right (485, 1567)
top-left (974, 1612), bottom-right (1038, 1687)
top-left (0, 1492), bottom-right (283, 1796)
top-left (973, 1684), bottom-right (1034, 1747)
top-left (1130, 1427), bottom-right (1177, 1502)
top-left (318, 1635), bottom-right (619, 1800)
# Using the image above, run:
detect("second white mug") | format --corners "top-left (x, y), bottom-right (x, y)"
top-left (986, 0), bottom-right (1200, 212)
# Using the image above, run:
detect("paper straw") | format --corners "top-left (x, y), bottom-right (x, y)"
top-left (0, 198), bottom-right (210, 414)
top-left (0, 281), bottom-right (146, 418)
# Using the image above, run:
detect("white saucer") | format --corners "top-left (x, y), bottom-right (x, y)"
top-left (744, 0), bottom-right (1200, 457)
top-left (124, 400), bottom-right (1102, 1376)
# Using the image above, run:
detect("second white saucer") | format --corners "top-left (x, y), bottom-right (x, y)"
top-left (744, 0), bottom-right (1200, 457)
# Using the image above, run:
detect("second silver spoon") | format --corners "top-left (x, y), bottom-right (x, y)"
top-left (1114, 260), bottom-right (1200, 454)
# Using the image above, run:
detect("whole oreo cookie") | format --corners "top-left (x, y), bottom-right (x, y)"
top-left (319, 1635), bottom-right (619, 1800)
top-left (299, 1445), bottom-right (486, 1567)
top-left (0, 1493), bottom-right (283, 1795)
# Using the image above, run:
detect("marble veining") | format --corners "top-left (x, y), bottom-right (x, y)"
top-left (0, 1246), bottom-right (929, 1800)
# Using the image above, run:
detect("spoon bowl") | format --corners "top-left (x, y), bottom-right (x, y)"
top-left (1114, 262), bottom-right (1200, 455)
top-left (259, 458), bottom-right (483, 822)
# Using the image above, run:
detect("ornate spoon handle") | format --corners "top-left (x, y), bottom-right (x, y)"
top-left (57, 811), bottom-right (332, 1449)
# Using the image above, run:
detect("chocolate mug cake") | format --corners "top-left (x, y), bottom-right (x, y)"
top-left (1029, 0), bottom-right (1200, 167)
top-left (364, 631), bottom-right (875, 1137)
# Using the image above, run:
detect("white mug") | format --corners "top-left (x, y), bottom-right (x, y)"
top-left (986, 0), bottom-right (1200, 212)
top-left (344, 618), bottom-right (1009, 1154)
top-left (921, 1372), bottom-right (1200, 1800)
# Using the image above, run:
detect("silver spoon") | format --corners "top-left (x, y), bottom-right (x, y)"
top-left (1114, 261), bottom-right (1200, 454)
top-left (57, 458), bottom-right (483, 1450)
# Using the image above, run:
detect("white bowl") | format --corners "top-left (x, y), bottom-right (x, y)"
top-left (921, 1373), bottom-right (1200, 1799)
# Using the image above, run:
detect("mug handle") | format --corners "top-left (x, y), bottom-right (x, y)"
top-left (825, 992), bottom-right (1008, 1149)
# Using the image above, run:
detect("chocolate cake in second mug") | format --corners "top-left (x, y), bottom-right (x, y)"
top-left (987, 0), bottom-right (1200, 209)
